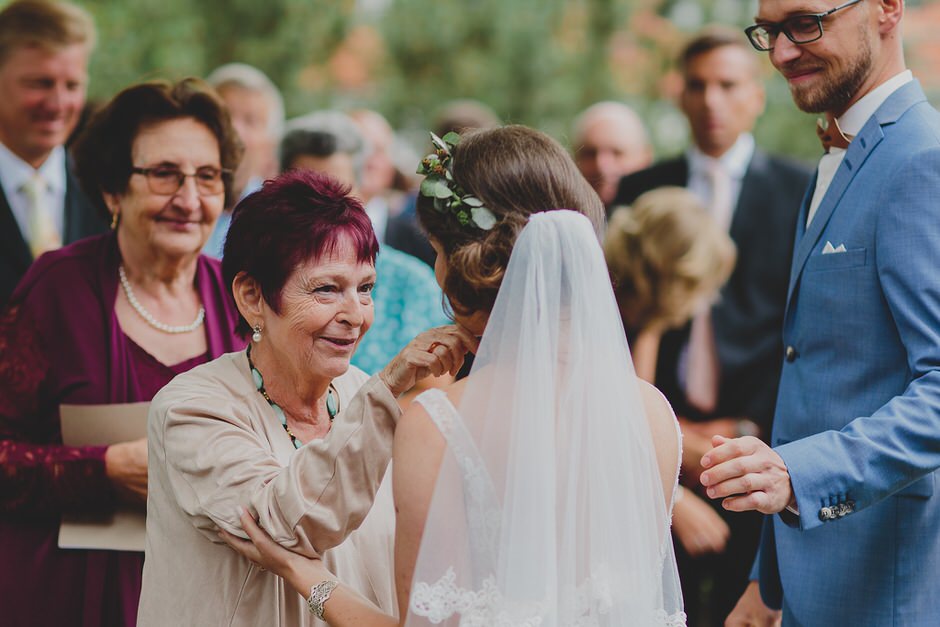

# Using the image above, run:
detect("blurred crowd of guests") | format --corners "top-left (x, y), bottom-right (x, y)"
top-left (0, 1), bottom-right (817, 626)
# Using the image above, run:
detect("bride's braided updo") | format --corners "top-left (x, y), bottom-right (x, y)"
top-left (416, 125), bottom-right (604, 317)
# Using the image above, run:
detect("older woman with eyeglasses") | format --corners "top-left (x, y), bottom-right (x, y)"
top-left (0, 78), bottom-right (246, 627)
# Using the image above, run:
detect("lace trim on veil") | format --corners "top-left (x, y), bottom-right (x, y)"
top-left (410, 565), bottom-right (686, 626)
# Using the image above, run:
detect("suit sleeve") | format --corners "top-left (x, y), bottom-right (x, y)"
top-left (776, 145), bottom-right (940, 532)
top-left (156, 373), bottom-right (400, 557)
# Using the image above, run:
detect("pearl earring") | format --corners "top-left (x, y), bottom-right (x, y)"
top-left (252, 324), bottom-right (262, 343)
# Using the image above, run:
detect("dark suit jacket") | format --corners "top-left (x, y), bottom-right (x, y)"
top-left (613, 149), bottom-right (812, 434)
top-left (0, 160), bottom-right (105, 305)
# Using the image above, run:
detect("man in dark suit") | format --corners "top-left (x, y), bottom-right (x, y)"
top-left (0, 0), bottom-right (105, 305)
top-left (613, 27), bottom-right (811, 626)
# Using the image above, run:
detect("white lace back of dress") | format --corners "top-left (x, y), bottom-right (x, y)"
top-left (407, 211), bottom-right (686, 626)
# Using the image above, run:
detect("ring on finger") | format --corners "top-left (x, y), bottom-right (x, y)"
top-left (427, 341), bottom-right (445, 353)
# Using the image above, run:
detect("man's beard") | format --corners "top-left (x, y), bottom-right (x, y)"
top-left (786, 31), bottom-right (873, 113)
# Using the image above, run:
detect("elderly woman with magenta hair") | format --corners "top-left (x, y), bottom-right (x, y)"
top-left (138, 169), bottom-right (475, 626)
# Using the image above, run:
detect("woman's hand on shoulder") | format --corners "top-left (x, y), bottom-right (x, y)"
top-left (380, 325), bottom-right (479, 397)
top-left (220, 507), bottom-right (333, 598)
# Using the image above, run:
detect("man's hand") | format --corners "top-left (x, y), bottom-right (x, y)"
top-left (671, 488), bottom-right (730, 557)
top-left (679, 417), bottom-right (757, 485)
top-left (700, 435), bottom-right (793, 514)
top-left (725, 581), bottom-right (781, 627)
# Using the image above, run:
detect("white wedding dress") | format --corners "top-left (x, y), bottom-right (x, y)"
top-left (403, 211), bottom-right (686, 626)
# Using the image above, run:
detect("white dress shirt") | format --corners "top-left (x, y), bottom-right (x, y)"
top-left (0, 142), bottom-right (67, 242)
top-left (807, 70), bottom-right (914, 227)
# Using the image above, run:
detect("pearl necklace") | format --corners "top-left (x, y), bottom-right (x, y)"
top-left (246, 344), bottom-right (338, 449)
top-left (118, 265), bottom-right (205, 334)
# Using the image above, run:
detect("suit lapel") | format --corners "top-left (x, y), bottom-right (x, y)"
top-left (787, 126), bottom-right (882, 296)
top-left (731, 149), bottom-right (767, 238)
top-left (791, 173), bottom-right (815, 251)
top-left (64, 166), bottom-right (83, 242)
top-left (63, 155), bottom-right (98, 244)
top-left (785, 81), bottom-right (927, 309)
top-left (0, 185), bottom-right (32, 271)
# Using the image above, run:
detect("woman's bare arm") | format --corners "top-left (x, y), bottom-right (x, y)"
top-left (390, 397), bottom-right (448, 617)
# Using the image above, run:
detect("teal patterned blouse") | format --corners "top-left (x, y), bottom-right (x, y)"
top-left (352, 246), bottom-right (449, 374)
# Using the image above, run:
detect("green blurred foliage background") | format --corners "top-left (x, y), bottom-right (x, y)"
top-left (64, 0), bottom-right (940, 162)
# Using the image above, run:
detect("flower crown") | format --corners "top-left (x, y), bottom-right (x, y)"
top-left (417, 131), bottom-right (497, 231)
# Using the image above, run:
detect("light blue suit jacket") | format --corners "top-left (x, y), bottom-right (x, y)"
top-left (755, 81), bottom-right (940, 626)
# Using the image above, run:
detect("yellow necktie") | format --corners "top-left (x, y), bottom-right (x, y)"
top-left (22, 173), bottom-right (61, 258)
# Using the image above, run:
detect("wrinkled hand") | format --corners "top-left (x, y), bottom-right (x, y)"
top-left (220, 508), bottom-right (333, 597)
top-left (725, 581), bottom-right (781, 627)
top-left (105, 438), bottom-right (148, 503)
top-left (700, 436), bottom-right (793, 515)
top-left (672, 489), bottom-right (730, 557)
top-left (380, 325), bottom-right (479, 396)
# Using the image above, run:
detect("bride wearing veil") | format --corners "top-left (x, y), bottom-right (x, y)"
top-left (222, 126), bottom-right (686, 626)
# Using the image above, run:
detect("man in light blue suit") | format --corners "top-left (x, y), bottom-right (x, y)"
top-left (699, 0), bottom-right (940, 625)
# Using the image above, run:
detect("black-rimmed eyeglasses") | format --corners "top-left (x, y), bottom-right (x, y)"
top-left (745, 0), bottom-right (864, 52)
top-left (131, 165), bottom-right (230, 196)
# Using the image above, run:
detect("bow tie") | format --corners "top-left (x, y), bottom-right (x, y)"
top-left (816, 113), bottom-right (853, 152)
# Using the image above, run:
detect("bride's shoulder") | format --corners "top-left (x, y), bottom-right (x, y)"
top-left (394, 380), bottom-right (468, 471)
top-left (407, 378), bottom-right (468, 425)
top-left (637, 379), bottom-right (677, 425)
top-left (636, 380), bottom-right (681, 498)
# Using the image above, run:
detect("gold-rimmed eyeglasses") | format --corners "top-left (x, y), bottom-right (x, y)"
top-left (745, 0), bottom-right (864, 52)
top-left (131, 165), bottom-right (229, 196)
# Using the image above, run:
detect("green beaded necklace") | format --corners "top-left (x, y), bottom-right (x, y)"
top-left (246, 345), bottom-right (339, 450)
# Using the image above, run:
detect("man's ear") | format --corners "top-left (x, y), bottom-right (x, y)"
top-left (878, 0), bottom-right (904, 35)
top-left (232, 271), bottom-right (265, 327)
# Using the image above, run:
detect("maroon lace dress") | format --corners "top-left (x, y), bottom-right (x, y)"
top-left (0, 234), bottom-right (245, 627)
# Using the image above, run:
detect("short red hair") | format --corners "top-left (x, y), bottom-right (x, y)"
top-left (222, 169), bottom-right (378, 336)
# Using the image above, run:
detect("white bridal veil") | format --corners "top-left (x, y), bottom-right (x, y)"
top-left (406, 210), bottom-right (685, 626)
